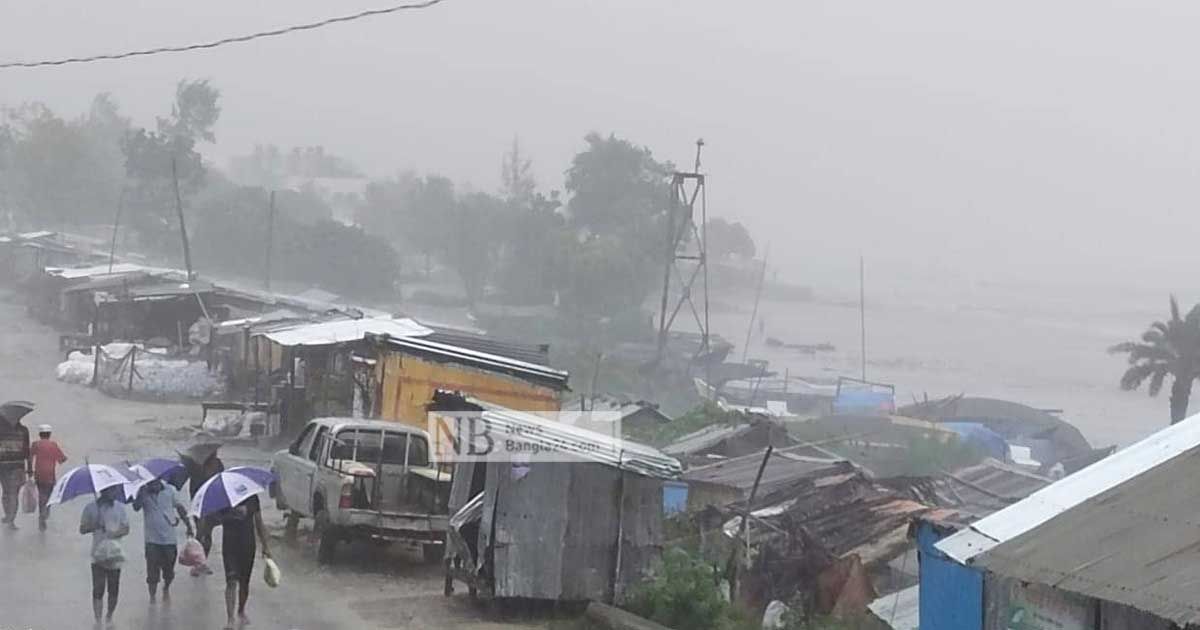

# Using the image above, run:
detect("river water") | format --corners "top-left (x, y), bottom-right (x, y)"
top-left (705, 275), bottom-right (1198, 449)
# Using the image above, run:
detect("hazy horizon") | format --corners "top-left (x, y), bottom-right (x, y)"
top-left (6, 0), bottom-right (1200, 292)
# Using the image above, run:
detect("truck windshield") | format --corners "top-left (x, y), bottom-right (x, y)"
top-left (331, 429), bottom-right (430, 467)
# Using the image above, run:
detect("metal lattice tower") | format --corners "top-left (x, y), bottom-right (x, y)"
top-left (656, 139), bottom-right (710, 365)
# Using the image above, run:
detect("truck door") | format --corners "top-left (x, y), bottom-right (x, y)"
top-left (278, 423), bottom-right (316, 514)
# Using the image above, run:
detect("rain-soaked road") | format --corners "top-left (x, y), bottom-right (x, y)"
top-left (0, 291), bottom-right (546, 630)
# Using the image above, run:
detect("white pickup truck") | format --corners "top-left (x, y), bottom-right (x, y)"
top-left (271, 417), bottom-right (452, 563)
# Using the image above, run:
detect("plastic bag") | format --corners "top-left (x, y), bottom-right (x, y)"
top-left (19, 480), bottom-right (37, 514)
top-left (93, 539), bottom-right (125, 568)
top-left (263, 557), bottom-right (281, 588)
top-left (179, 537), bottom-right (207, 567)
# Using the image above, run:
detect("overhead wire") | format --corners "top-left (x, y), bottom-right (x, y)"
top-left (0, 0), bottom-right (449, 70)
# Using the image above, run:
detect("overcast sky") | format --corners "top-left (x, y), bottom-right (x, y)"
top-left (4, 0), bottom-right (1200, 291)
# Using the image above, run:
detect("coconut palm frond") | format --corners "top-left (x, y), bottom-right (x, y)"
top-left (1148, 367), bottom-right (1169, 396)
top-left (1186, 303), bottom-right (1200, 328)
top-left (1142, 328), bottom-right (1166, 344)
top-left (1128, 344), bottom-right (1175, 363)
top-left (1170, 295), bottom-right (1182, 322)
top-left (1109, 341), bottom-right (1143, 354)
top-left (1121, 362), bottom-right (1160, 391)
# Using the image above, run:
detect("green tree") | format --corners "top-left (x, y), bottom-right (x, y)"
top-left (447, 192), bottom-right (503, 305)
top-left (561, 133), bottom-right (673, 321)
top-left (706, 217), bottom-right (756, 260)
top-left (123, 79), bottom-right (221, 255)
top-left (0, 98), bottom-right (127, 228)
top-left (1110, 296), bottom-right (1200, 424)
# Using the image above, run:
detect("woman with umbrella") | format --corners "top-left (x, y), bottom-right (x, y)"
top-left (192, 467), bottom-right (275, 629)
top-left (54, 463), bottom-right (137, 627)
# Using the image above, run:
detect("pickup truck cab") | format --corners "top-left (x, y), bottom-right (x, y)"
top-left (271, 417), bottom-right (451, 563)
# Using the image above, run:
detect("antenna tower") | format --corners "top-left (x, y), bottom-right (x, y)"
top-left (655, 139), bottom-right (711, 365)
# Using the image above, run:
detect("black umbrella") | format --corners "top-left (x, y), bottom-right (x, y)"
top-left (179, 442), bottom-right (222, 467)
top-left (0, 401), bottom-right (35, 426)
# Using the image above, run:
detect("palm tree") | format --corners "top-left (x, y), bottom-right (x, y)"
top-left (1110, 296), bottom-right (1200, 424)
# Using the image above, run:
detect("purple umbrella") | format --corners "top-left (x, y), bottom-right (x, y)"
top-left (126, 458), bottom-right (188, 497)
top-left (189, 467), bottom-right (276, 518)
top-left (48, 464), bottom-right (139, 505)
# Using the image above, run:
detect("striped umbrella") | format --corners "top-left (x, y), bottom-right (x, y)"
top-left (190, 467), bottom-right (276, 518)
top-left (126, 458), bottom-right (188, 498)
top-left (48, 464), bottom-right (138, 506)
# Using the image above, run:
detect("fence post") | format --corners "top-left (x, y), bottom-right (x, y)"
top-left (127, 346), bottom-right (136, 392)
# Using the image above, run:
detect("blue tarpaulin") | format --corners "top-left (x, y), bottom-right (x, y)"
top-left (663, 481), bottom-right (689, 515)
top-left (942, 421), bottom-right (1009, 461)
top-left (832, 390), bottom-right (895, 415)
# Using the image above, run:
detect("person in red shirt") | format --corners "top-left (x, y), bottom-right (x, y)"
top-left (30, 424), bottom-right (67, 531)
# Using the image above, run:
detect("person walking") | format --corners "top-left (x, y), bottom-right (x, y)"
top-left (80, 485), bottom-right (130, 627)
top-left (132, 478), bottom-right (193, 603)
top-left (187, 451), bottom-right (224, 576)
top-left (0, 404), bottom-right (33, 529)
top-left (216, 494), bottom-right (273, 629)
top-left (29, 424), bottom-right (67, 530)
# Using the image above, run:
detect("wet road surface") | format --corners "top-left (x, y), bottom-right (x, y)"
top-left (0, 291), bottom-right (546, 630)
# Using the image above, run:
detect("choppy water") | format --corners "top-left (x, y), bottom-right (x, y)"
top-left (706, 277), bottom-right (1200, 448)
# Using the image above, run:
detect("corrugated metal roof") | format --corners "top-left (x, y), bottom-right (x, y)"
top-left (46, 263), bottom-right (184, 280)
top-left (936, 412), bottom-right (1200, 625)
top-left (383, 335), bottom-right (568, 389)
top-left (868, 585), bottom-right (919, 630)
top-left (257, 317), bottom-right (432, 347)
top-left (459, 399), bottom-right (681, 480)
top-left (662, 424), bottom-right (747, 456)
top-left (683, 448), bottom-right (846, 493)
top-left (423, 328), bottom-right (550, 366)
top-left (887, 459), bottom-right (1053, 520)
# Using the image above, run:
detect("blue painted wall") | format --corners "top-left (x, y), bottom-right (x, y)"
top-left (918, 522), bottom-right (984, 630)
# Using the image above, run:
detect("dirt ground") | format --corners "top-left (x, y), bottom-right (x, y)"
top-left (0, 289), bottom-right (556, 630)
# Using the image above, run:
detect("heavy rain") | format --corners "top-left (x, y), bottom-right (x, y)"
top-left (4, 2), bottom-right (1200, 630)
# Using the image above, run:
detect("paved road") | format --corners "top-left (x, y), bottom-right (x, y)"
top-left (0, 291), bottom-right (544, 630)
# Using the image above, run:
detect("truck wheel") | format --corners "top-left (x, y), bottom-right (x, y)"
top-left (423, 543), bottom-right (443, 564)
top-left (314, 505), bottom-right (336, 564)
top-left (284, 512), bottom-right (300, 541)
top-left (317, 527), bottom-right (339, 564)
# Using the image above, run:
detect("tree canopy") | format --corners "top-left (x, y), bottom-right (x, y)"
top-left (1110, 296), bottom-right (1200, 424)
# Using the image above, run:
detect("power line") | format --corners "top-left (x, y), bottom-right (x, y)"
top-left (0, 0), bottom-right (450, 70)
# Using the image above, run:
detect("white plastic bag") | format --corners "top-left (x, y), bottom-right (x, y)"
top-left (93, 539), bottom-right (125, 568)
top-left (263, 557), bottom-right (281, 588)
top-left (19, 480), bottom-right (37, 514)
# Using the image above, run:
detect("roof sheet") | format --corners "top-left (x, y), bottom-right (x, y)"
top-left (868, 585), bottom-right (919, 630)
top-left (464, 401), bottom-right (682, 480)
top-left (46, 263), bottom-right (184, 280)
top-left (423, 328), bottom-right (550, 366)
top-left (258, 317), bottom-right (432, 346)
top-left (683, 449), bottom-right (845, 493)
top-left (936, 412), bottom-right (1200, 625)
top-left (383, 335), bottom-right (568, 389)
top-left (663, 424), bottom-right (747, 456)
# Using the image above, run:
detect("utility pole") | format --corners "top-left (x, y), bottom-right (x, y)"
top-left (264, 190), bottom-right (276, 290)
top-left (860, 255), bottom-right (867, 381)
top-left (107, 186), bottom-right (126, 273)
top-left (171, 158), bottom-right (194, 280)
top-left (655, 139), bottom-right (711, 367)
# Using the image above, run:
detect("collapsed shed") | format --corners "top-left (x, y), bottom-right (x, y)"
top-left (439, 395), bottom-right (682, 603)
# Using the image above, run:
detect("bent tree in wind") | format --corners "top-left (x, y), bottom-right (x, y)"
top-left (1110, 296), bottom-right (1200, 424)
